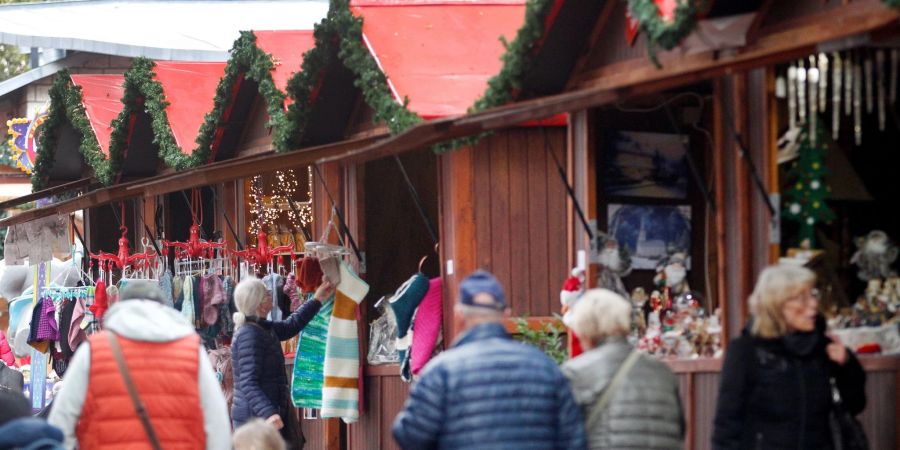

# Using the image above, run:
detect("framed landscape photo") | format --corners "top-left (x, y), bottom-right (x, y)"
top-left (607, 203), bottom-right (692, 270)
top-left (602, 131), bottom-right (690, 199)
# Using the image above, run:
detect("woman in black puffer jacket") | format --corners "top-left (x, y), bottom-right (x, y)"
top-left (231, 276), bottom-right (333, 432)
top-left (713, 265), bottom-right (866, 449)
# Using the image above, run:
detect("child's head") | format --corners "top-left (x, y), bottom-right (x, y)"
top-left (233, 419), bottom-right (286, 450)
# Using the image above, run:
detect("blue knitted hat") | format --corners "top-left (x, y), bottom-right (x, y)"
top-left (389, 273), bottom-right (430, 339)
top-left (459, 270), bottom-right (505, 310)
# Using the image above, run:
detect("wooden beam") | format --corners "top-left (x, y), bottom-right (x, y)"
top-left (0, 177), bottom-right (93, 210)
top-left (565, 0), bottom-right (619, 91)
top-left (745, 0), bottom-right (777, 44)
top-left (572, 0), bottom-right (897, 92)
top-left (0, 136), bottom-right (381, 229)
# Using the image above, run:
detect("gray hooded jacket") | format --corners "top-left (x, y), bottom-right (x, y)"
top-left (562, 337), bottom-right (685, 450)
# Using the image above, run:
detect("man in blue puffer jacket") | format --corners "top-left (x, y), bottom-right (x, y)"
top-left (392, 270), bottom-right (586, 450)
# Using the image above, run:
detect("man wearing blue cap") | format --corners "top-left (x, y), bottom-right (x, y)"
top-left (392, 270), bottom-right (586, 450)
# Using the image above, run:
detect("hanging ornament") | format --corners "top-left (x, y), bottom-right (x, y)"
top-left (864, 53), bottom-right (874, 114)
top-left (798, 60), bottom-right (807, 125)
top-left (788, 65), bottom-right (798, 129)
top-left (845, 51), bottom-right (853, 117)
top-left (818, 53), bottom-right (828, 111)
top-left (854, 57), bottom-right (863, 145)
top-left (790, 203), bottom-right (801, 215)
top-left (807, 217), bottom-right (815, 225)
top-left (877, 50), bottom-right (887, 131)
top-left (832, 52), bottom-right (842, 140)
top-left (811, 180), bottom-right (821, 190)
top-left (808, 61), bottom-right (819, 145)
top-left (891, 49), bottom-right (898, 104)
top-left (775, 76), bottom-right (787, 99)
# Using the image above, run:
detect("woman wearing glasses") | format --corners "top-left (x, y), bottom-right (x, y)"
top-left (712, 265), bottom-right (866, 450)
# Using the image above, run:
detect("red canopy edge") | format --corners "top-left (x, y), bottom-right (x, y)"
top-left (152, 61), bottom-right (227, 154)
top-left (69, 74), bottom-right (126, 157)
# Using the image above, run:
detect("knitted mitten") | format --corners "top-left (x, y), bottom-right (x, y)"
top-left (388, 273), bottom-right (429, 381)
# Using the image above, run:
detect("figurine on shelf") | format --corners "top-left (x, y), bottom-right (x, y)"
top-left (595, 235), bottom-right (632, 298)
top-left (630, 287), bottom-right (648, 336)
top-left (850, 230), bottom-right (898, 281)
top-left (560, 267), bottom-right (586, 322)
top-left (653, 251), bottom-right (690, 297)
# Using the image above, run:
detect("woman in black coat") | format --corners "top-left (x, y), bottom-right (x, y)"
top-left (231, 276), bottom-right (334, 430)
top-left (713, 265), bottom-right (866, 449)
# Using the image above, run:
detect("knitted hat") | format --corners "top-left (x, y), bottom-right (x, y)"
top-left (459, 271), bottom-right (505, 311)
top-left (298, 257), bottom-right (324, 293)
top-left (119, 279), bottom-right (166, 304)
top-left (388, 273), bottom-right (430, 340)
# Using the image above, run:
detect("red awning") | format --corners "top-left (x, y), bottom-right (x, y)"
top-left (152, 61), bottom-right (226, 153)
top-left (253, 30), bottom-right (315, 93)
top-left (351, 0), bottom-right (526, 119)
top-left (69, 74), bottom-right (125, 157)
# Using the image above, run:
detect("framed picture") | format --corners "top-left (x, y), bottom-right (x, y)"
top-left (602, 131), bottom-right (690, 199)
top-left (607, 203), bottom-right (692, 270)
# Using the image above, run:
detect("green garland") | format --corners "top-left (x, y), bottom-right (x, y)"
top-left (281, 0), bottom-right (420, 151)
top-left (197, 31), bottom-right (291, 158)
top-left (116, 58), bottom-right (195, 171)
top-left (628, 0), bottom-right (700, 68)
top-left (433, 0), bottom-right (555, 154)
top-left (32, 71), bottom-right (115, 190)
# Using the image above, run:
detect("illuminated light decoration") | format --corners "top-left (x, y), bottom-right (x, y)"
top-left (248, 167), bottom-right (313, 237)
top-left (6, 102), bottom-right (50, 174)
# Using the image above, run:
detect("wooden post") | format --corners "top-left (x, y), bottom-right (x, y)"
top-left (440, 147), bottom-right (476, 345)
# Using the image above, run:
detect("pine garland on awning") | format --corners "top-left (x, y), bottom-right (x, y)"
top-left (32, 71), bottom-right (124, 190)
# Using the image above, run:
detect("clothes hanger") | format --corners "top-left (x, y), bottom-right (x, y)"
top-left (417, 243), bottom-right (440, 275)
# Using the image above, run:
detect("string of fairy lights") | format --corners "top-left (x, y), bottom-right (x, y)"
top-left (248, 166), bottom-right (314, 235)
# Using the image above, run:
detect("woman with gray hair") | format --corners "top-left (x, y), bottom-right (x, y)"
top-left (231, 276), bottom-right (334, 439)
top-left (713, 265), bottom-right (865, 449)
top-left (562, 288), bottom-right (684, 450)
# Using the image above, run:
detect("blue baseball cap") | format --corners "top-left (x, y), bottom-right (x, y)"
top-left (459, 270), bottom-right (506, 310)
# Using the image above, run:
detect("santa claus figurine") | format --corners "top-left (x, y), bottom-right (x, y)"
top-left (560, 268), bottom-right (586, 357)
top-left (596, 237), bottom-right (632, 298)
top-left (654, 251), bottom-right (690, 296)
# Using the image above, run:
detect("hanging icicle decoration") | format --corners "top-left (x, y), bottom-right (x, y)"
top-left (845, 51), bottom-right (853, 117)
top-left (832, 52), bottom-right (842, 140)
top-left (809, 62), bottom-right (819, 146)
top-left (877, 49), bottom-right (887, 131)
top-left (854, 58), bottom-right (863, 145)
top-left (818, 53), bottom-right (828, 111)
top-left (788, 64), bottom-right (798, 129)
top-left (891, 49), bottom-right (899, 104)
top-left (798, 59), bottom-right (807, 125)
top-left (865, 53), bottom-right (874, 114)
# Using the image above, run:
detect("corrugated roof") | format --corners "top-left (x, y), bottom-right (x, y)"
top-left (0, 0), bottom-right (328, 61)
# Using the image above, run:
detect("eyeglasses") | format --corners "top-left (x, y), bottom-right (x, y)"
top-left (787, 288), bottom-right (820, 304)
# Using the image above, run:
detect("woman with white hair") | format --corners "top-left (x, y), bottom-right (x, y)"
top-left (231, 276), bottom-right (334, 438)
top-left (713, 265), bottom-right (865, 449)
top-left (561, 288), bottom-right (684, 449)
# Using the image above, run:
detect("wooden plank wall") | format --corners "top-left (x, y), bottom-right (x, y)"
top-left (348, 372), bottom-right (412, 449)
top-left (468, 127), bottom-right (569, 317)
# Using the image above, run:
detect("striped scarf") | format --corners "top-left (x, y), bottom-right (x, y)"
top-left (291, 297), bottom-right (334, 408)
top-left (321, 263), bottom-right (369, 422)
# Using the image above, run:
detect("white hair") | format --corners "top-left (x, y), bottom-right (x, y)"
top-left (233, 419), bottom-right (286, 450)
top-left (233, 277), bottom-right (268, 328)
top-left (569, 288), bottom-right (632, 345)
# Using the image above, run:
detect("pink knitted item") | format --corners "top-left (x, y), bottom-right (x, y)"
top-left (410, 277), bottom-right (443, 375)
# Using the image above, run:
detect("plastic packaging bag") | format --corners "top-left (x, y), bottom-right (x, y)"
top-left (367, 297), bottom-right (399, 365)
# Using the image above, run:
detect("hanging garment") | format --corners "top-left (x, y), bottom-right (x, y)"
top-left (106, 285), bottom-right (119, 308)
top-left (58, 298), bottom-right (77, 358)
top-left (193, 276), bottom-right (202, 328)
top-left (159, 270), bottom-right (175, 308)
top-left (69, 297), bottom-right (87, 350)
top-left (318, 256), bottom-right (341, 286)
top-left (201, 275), bottom-right (225, 326)
top-left (36, 297), bottom-right (59, 342)
top-left (173, 275), bottom-right (185, 311)
top-left (321, 263), bottom-right (369, 422)
top-left (285, 274), bottom-right (302, 312)
top-left (181, 276), bottom-right (196, 325)
top-left (27, 299), bottom-right (50, 353)
top-left (291, 297), bottom-right (334, 409)
top-left (410, 277), bottom-right (444, 377)
top-left (89, 280), bottom-right (108, 323)
top-left (262, 274), bottom-right (286, 322)
top-left (297, 257), bottom-right (323, 293)
top-left (220, 277), bottom-right (236, 338)
top-left (388, 273), bottom-right (429, 380)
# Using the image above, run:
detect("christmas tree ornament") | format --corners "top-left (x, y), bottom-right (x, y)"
top-left (788, 65), bottom-right (798, 129)
top-left (809, 63), bottom-right (819, 145)
top-left (891, 49), bottom-right (898, 103)
top-left (818, 53), bottom-right (828, 111)
top-left (845, 52), bottom-right (853, 117)
top-left (775, 76), bottom-right (787, 99)
top-left (781, 123), bottom-right (835, 247)
top-left (877, 50), bottom-right (887, 131)
top-left (832, 52), bottom-right (842, 139)
top-left (854, 58), bottom-right (863, 145)
top-left (865, 53), bottom-right (874, 114)
top-left (798, 60), bottom-right (807, 125)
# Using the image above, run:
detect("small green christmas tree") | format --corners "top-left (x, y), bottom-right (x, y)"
top-left (782, 124), bottom-right (835, 247)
